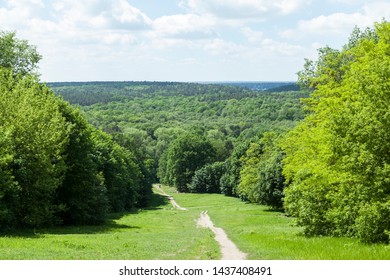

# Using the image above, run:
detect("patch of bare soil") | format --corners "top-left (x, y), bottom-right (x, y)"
top-left (154, 186), bottom-right (246, 259)
top-left (154, 185), bottom-right (187, 211)
top-left (197, 211), bottom-right (247, 260)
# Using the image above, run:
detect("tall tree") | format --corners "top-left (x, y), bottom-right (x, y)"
top-left (0, 31), bottom-right (42, 76)
top-left (160, 133), bottom-right (215, 192)
top-left (282, 21), bottom-right (390, 243)
top-left (0, 70), bottom-right (70, 227)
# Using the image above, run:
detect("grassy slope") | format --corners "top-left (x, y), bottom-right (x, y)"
top-left (0, 191), bottom-right (219, 260)
top-left (168, 187), bottom-right (390, 260)
top-left (1, 186), bottom-right (389, 260)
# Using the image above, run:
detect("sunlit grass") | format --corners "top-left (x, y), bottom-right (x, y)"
top-left (1, 186), bottom-right (389, 260)
top-left (167, 187), bottom-right (390, 260)
top-left (0, 191), bottom-right (219, 260)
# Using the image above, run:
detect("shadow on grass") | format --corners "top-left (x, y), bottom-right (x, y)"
top-left (0, 193), bottom-right (169, 238)
top-left (264, 207), bottom-right (285, 213)
top-left (143, 192), bottom-right (170, 210)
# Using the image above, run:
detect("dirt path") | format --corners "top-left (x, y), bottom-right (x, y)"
top-left (197, 210), bottom-right (247, 260)
top-left (154, 186), bottom-right (246, 259)
top-left (154, 185), bottom-right (187, 211)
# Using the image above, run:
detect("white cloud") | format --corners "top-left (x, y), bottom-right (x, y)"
top-left (241, 27), bottom-right (264, 43)
top-left (52, 0), bottom-right (152, 30)
top-left (241, 27), bottom-right (303, 56)
top-left (0, 0), bottom-right (46, 29)
top-left (151, 14), bottom-right (217, 40)
top-left (327, 0), bottom-right (365, 5)
top-left (204, 38), bottom-right (246, 56)
top-left (363, 1), bottom-right (390, 21)
top-left (261, 38), bottom-right (303, 56)
top-left (282, 1), bottom-right (390, 39)
top-left (297, 12), bottom-right (368, 35)
top-left (4, 0), bottom-right (385, 82)
top-left (185, 0), bottom-right (309, 20)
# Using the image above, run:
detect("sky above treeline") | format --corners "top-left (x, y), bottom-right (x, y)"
top-left (1, 0), bottom-right (389, 82)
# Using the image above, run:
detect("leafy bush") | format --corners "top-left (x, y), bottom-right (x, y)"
top-left (159, 133), bottom-right (216, 192)
top-left (189, 162), bottom-right (225, 193)
top-left (282, 21), bottom-right (390, 242)
top-left (355, 202), bottom-right (390, 243)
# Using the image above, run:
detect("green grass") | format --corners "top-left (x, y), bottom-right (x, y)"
top-left (166, 186), bottom-right (390, 260)
top-left (0, 191), bottom-right (219, 260)
top-left (1, 186), bottom-right (389, 259)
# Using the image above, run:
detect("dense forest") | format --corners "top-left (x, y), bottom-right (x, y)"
top-left (0, 31), bottom-right (151, 229)
top-left (50, 81), bottom-right (306, 193)
top-left (2, 21), bottom-right (390, 244)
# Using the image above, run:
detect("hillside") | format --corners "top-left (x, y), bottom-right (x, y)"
top-left (49, 81), bottom-right (307, 183)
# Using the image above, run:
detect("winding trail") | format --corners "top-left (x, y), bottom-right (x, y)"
top-left (154, 185), bottom-right (188, 211)
top-left (154, 185), bottom-right (246, 259)
top-left (197, 210), bottom-right (247, 260)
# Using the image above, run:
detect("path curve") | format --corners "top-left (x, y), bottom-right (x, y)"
top-left (154, 186), bottom-right (246, 259)
top-left (154, 185), bottom-right (187, 211)
top-left (197, 211), bottom-right (247, 260)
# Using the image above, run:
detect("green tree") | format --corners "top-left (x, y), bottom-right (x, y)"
top-left (160, 134), bottom-right (215, 192)
top-left (282, 21), bottom-right (390, 243)
top-left (93, 130), bottom-right (147, 212)
top-left (0, 69), bottom-right (70, 228)
top-left (236, 132), bottom-right (286, 208)
top-left (189, 162), bottom-right (225, 193)
top-left (220, 140), bottom-right (251, 196)
top-left (55, 102), bottom-right (108, 225)
top-left (0, 31), bottom-right (42, 76)
top-left (237, 142), bottom-right (262, 202)
top-left (254, 134), bottom-right (286, 209)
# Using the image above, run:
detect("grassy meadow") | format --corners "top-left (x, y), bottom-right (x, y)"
top-left (0, 186), bottom-right (389, 260)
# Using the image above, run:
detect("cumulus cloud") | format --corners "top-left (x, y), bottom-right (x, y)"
top-left (3, 0), bottom-right (381, 82)
top-left (185, 0), bottom-right (309, 20)
top-left (241, 27), bottom-right (264, 43)
top-left (0, 0), bottom-right (152, 43)
top-left (282, 1), bottom-right (390, 38)
top-left (151, 14), bottom-right (217, 40)
top-left (297, 12), bottom-right (368, 35)
top-left (52, 0), bottom-right (152, 30)
top-left (0, 0), bottom-right (46, 29)
top-left (241, 27), bottom-right (303, 57)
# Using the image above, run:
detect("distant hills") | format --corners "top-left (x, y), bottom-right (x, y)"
top-left (206, 81), bottom-right (300, 92)
top-left (48, 81), bottom-right (301, 93)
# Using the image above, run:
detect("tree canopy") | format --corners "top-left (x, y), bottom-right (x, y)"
top-left (0, 31), bottom-right (42, 77)
top-left (282, 21), bottom-right (390, 243)
top-left (0, 31), bottom-right (152, 229)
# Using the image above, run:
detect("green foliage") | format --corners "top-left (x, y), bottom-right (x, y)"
top-left (93, 130), bottom-right (144, 212)
top-left (189, 162), bottom-right (226, 193)
top-left (0, 32), bottom-right (152, 230)
top-left (283, 21), bottom-right (390, 243)
top-left (51, 81), bottom-right (307, 184)
top-left (237, 142), bottom-right (262, 201)
top-left (355, 202), bottom-right (390, 243)
top-left (297, 26), bottom-right (378, 90)
top-left (254, 145), bottom-right (285, 208)
top-left (236, 132), bottom-right (286, 208)
top-left (159, 134), bottom-right (216, 192)
top-left (220, 140), bottom-right (251, 196)
top-left (0, 31), bottom-right (42, 77)
top-left (55, 101), bottom-right (108, 226)
top-left (0, 69), bottom-right (69, 227)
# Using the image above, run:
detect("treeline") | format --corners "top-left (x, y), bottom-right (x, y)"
top-left (53, 22), bottom-right (390, 244)
top-left (216, 22), bottom-right (390, 244)
top-left (0, 31), bottom-right (152, 230)
top-left (51, 80), bottom-right (305, 231)
top-left (5, 21), bottom-right (389, 244)
top-left (281, 22), bottom-right (390, 243)
top-left (51, 80), bottom-right (307, 188)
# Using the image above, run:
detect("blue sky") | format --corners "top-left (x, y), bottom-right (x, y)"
top-left (1, 0), bottom-right (390, 82)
